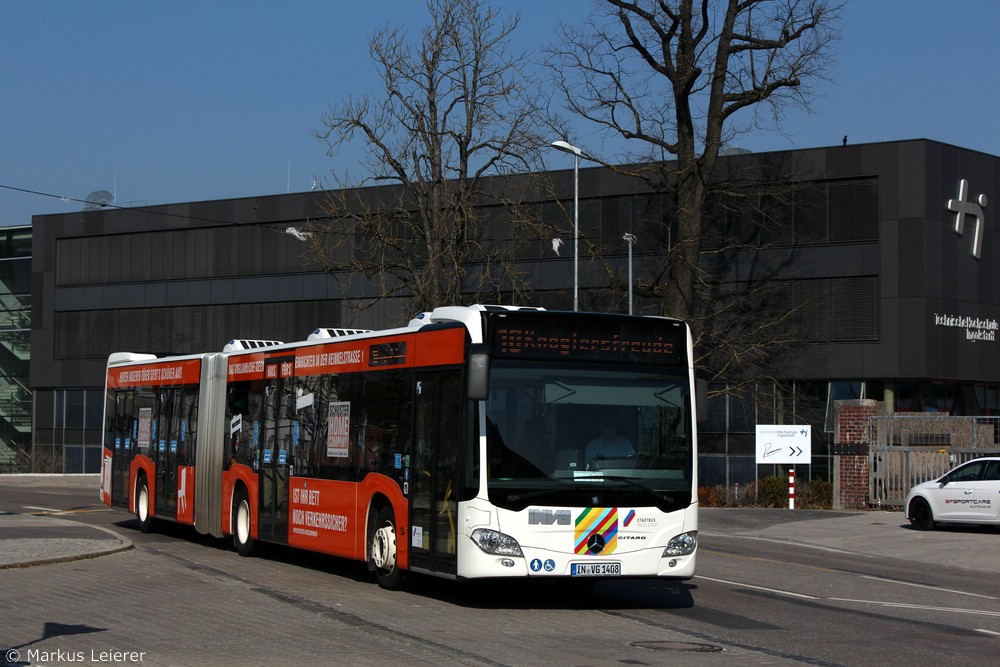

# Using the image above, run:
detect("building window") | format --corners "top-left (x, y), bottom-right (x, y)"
top-left (794, 178), bottom-right (879, 244)
top-left (825, 381), bottom-right (865, 432)
top-left (35, 389), bottom-right (106, 473)
top-left (55, 224), bottom-right (321, 286)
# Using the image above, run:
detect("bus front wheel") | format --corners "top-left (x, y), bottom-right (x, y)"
top-left (135, 476), bottom-right (153, 533)
top-left (233, 488), bottom-right (255, 556)
top-left (370, 506), bottom-right (403, 590)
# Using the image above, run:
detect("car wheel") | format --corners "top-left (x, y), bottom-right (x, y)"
top-left (908, 497), bottom-right (935, 531)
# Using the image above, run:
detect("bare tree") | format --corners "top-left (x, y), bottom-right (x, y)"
top-left (548, 0), bottom-right (844, 394)
top-left (312, 0), bottom-right (552, 317)
top-left (550, 0), bottom-right (843, 321)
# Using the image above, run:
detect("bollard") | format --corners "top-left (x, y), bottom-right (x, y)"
top-left (788, 468), bottom-right (795, 510)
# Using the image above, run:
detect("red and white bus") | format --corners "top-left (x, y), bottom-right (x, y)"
top-left (101, 305), bottom-right (702, 589)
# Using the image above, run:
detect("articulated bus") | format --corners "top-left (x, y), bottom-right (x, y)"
top-left (100, 305), bottom-right (702, 589)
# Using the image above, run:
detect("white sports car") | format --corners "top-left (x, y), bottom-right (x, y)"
top-left (904, 457), bottom-right (1000, 530)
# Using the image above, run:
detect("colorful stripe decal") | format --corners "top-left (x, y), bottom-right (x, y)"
top-left (574, 507), bottom-right (619, 555)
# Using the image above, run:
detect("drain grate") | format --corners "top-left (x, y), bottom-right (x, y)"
top-left (631, 640), bottom-right (723, 653)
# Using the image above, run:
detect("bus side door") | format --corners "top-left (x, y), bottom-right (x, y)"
top-left (258, 357), bottom-right (294, 544)
top-left (154, 388), bottom-right (179, 517)
top-left (108, 389), bottom-right (133, 510)
top-left (409, 371), bottom-right (462, 576)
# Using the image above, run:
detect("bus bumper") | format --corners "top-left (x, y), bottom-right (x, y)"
top-left (458, 537), bottom-right (697, 580)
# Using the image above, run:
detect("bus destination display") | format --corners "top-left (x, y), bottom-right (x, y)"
top-left (490, 315), bottom-right (684, 364)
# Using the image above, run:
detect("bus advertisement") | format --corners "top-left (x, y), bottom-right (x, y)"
top-left (101, 305), bottom-right (701, 589)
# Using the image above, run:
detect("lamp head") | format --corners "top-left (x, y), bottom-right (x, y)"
top-left (550, 140), bottom-right (583, 157)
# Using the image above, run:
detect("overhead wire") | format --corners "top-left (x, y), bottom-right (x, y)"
top-left (0, 182), bottom-right (317, 226)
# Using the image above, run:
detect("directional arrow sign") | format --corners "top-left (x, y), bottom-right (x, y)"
top-left (755, 425), bottom-right (811, 465)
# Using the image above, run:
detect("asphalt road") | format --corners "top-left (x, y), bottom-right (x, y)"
top-left (2, 476), bottom-right (999, 666)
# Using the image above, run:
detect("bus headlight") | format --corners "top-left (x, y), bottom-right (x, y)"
top-left (663, 530), bottom-right (697, 557)
top-left (471, 528), bottom-right (523, 556)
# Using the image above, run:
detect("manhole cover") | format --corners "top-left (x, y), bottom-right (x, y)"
top-left (631, 640), bottom-right (723, 653)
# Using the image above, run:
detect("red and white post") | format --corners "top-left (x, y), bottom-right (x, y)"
top-left (788, 468), bottom-right (795, 510)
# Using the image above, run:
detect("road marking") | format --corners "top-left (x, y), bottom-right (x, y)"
top-left (21, 506), bottom-right (110, 515)
top-left (704, 547), bottom-right (998, 604)
top-left (699, 545), bottom-right (840, 574)
top-left (860, 574), bottom-right (998, 600)
top-left (695, 575), bottom-right (819, 600)
top-left (830, 598), bottom-right (1000, 618)
top-left (974, 629), bottom-right (1000, 637)
top-left (699, 574), bottom-right (1000, 620)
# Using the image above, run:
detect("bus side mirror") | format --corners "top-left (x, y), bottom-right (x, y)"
top-left (468, 344), bottom-right (491, 401)
top-left (696, 378), bottom-right (708, 423)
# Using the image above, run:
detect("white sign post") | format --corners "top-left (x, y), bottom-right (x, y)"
top-left (755, 425), bottom-right (811, 465)
top-left (756, 425), bottom-right (811, 509)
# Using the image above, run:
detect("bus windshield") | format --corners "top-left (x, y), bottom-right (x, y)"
top-left (484, 360), bottom-right (693, 512)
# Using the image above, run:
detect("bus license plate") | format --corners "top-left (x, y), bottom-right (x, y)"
top-left (571, 562), bottom-right (621, 577)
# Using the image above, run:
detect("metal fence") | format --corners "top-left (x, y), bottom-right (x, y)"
top-left (0, 442), bottom-right (30, 474)
top-left (868, 415), bottom-right (1000, 507)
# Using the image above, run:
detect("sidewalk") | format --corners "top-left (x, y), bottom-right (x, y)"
top-left (0, 512), bottom-right (132, 568)
top-left (0, 474), bottom-right (133, 569)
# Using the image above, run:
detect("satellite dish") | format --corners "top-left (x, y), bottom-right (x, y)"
top-left (83, 190), bottom-right (115, 210)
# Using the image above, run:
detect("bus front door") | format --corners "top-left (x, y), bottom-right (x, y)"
top-left (409, 372), bottom-right (461, 576)
top-left (258, 357), bottom-right (293, 545)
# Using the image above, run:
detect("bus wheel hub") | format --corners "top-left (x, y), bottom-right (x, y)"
top-left (372, 524), bottom-right (397, 570)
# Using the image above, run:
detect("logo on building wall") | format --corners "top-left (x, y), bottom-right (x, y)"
top-left (946, 179), bottom-right (987, 259)
top-left (933, 313), bottom-right (998, 343)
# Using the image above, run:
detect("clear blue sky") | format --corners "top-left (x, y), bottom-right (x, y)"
top-left (3, 0), bottom-right (1000, 227)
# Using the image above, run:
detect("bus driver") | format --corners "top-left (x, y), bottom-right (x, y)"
top-left (585, 414), bottom-right (634, 468)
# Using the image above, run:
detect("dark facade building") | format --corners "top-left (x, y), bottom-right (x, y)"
top-left (29, 139), bottom-right (1000, 480)
top-left (1, 225), bottom-right (31, 471)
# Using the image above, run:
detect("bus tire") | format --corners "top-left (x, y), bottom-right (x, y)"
top-left (370, 506), bottom-right (404, 590)
top-left (135, 475), bottom-right (153, 533)
top-left (233, 487), bottom-right (256, 556)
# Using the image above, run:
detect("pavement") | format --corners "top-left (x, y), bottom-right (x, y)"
top-left (2, 475), bottom-right (999, 574)
top-left (0, 512), bottom-right (132, 568)
top-left (0, 474), bottom-right (133, 569)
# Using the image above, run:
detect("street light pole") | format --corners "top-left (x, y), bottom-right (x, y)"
top-left (623, 233), bottom-right (636, 315)
top-left (550, 140), bottom-right (582, 311)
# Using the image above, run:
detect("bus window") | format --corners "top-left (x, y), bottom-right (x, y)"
top-left (135, 386), bottom-right (154, 456)
top-left (225, 379), bottom-right (256, 469)
top-left (292, 375), bottom-right (321, 478)
top-left (180, 386), bottom-right (198, 467)
top-left (359, 372), bottom-right (410, 481)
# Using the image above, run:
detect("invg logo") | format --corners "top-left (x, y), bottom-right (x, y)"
top-left (946, 179), bottom-right (987, 259)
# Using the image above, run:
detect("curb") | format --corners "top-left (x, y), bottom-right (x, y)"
top-left (0, 513), bottom-right (134, 570)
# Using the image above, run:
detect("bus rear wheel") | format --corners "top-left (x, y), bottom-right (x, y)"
top-left (233, 488), bottom-right (255, 556)
top-left (370, 506), bottom-right (403, 590)
top-left (135, 476), bottom-right (153, 533)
